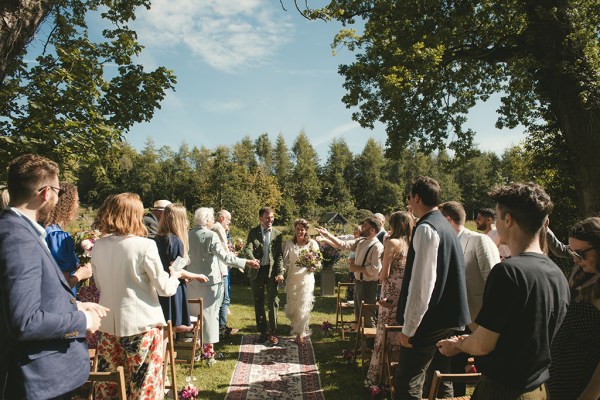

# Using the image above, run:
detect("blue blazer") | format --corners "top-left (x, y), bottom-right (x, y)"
top-left (0, 210), bottom-right (89, 400)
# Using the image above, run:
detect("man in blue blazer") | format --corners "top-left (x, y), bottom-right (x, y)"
top-left (0, 154), bottom-right (107, 400)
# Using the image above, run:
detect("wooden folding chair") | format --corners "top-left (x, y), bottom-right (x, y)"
top-left (163, 320), bottom-right (178, 400)
top-left (353, 301), bottom-right (378, 365)
top-left (427, 370), bottom-right (481, 400)
top-left (174, 297), bottom-right (204, 376)
top-left (87, 366), bottom-right (127, 400)
top-left (381, 324), bottom-right (402, 388)
top-left (334, 282), bottom-right (355, 339)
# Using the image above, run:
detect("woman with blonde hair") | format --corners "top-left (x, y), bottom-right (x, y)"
top-left (367, 211), bottom-right (414, 385)
top-left (154, 203), bottom-right (194, 332)
top-left (91, 193), bottom-right (206, 399)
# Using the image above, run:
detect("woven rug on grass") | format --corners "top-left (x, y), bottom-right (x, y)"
top-left (225, 335), bottom-right (325, 400)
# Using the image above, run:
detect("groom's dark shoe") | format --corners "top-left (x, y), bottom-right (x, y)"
top-left (258, 332), bottom-right (268, 343)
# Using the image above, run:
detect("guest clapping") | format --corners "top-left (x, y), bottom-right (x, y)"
top-left (155, 204), bottom-right (208, 333)
top-left (367, 211), bottom-right (413, 384)
top-left (91, 193), bottom-right (200, 399)
top-left (548, 217), bottom-right (600, 400)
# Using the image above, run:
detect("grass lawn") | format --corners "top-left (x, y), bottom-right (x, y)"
top-left (175, 265), bottom-right (372, 400)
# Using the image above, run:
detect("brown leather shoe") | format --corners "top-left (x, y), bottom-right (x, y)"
top-left (267, 334), bottom-right (279, 345)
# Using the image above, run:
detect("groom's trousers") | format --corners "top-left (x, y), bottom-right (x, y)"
top-left (250, 265), bottom-right (280, 334)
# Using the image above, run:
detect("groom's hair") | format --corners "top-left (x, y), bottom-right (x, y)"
top-left (259, 207), bottom-right (273, 217)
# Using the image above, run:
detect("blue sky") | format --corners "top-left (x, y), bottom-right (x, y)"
top-left (119, 0), bottom-right (526, 161)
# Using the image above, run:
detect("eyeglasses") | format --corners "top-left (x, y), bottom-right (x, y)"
top-left (38, 186), bottom-right (64, 197)
top-left (569, 246), bottom-right (595, 260)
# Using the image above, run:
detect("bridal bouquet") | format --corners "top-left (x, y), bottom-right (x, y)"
top-left (296, 248), bottom-right (323, 273)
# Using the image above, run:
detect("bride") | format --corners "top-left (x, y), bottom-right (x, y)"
top-left (284, 218), bottom-right (320, 345)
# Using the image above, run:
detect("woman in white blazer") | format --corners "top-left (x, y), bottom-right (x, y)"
top-left (187, 207), bottom-right (259, 351)
top-left (91, 193), bottom-right (207, 399)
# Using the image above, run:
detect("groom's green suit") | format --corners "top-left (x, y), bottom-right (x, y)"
top-left (242, 225), bottom-right (284, 335)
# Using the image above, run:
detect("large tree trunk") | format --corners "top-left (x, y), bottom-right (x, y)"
top-left (0, 0), bottom-right (53, 84)
top-left (527, 1), bottom-right (600, 217)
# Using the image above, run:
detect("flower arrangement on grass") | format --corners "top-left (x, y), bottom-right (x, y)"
top-left (196, 343), bottom-right (217, 366)
top-left (179, 377), bottom-right (199, 400)
top-left (321, 321), bottom-right (333, 337)
top-left (364, 380), bottom-right (387, 399)
top-left (296, 248), bottom-right (322, 273)
top-left (342, 349), bottom-right (354, 364)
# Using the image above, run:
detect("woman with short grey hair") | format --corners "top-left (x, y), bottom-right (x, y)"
top-left (187, 207), bottom-right (259, 357)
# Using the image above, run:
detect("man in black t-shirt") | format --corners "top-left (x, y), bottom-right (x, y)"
top-left (437, 182), bottom-right (569, 399)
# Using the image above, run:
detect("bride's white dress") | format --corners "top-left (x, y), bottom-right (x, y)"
top-left (283, 239), bottom-right (318, 338)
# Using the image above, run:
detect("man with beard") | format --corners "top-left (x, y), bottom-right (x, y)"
top-left (0, 154), bottom-right (107, 400)
top-left (316, 216), bottom-right (384, 329)
top-left (476, 207), bottom-right (511, 260)
top-left (242, 207), bottom-right (284, 344)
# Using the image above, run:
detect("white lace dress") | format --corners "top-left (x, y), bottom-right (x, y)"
top-left (283, 239), bottom-right (319, 338)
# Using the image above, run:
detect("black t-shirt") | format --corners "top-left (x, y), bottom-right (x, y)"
top-left (475, 252), bottom-right (569, 391)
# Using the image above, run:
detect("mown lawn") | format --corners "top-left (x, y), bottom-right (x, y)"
top-left (175, 265), bottom-right (371, 400)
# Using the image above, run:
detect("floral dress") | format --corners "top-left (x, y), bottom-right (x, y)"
top-left (367, 249), bottom-right (406, 384)
top-left (283, 239), bottom-right (319, 338)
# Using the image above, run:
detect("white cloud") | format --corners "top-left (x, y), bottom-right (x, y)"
top-left (136, 0), bottom-right (294, 73)
top-left (200, 100), bottom-right (244, 113)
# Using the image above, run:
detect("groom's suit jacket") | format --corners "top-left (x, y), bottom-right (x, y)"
top-left (242, 225), bottom-right (283, 280)
top-left (459, 227), bottom-right (501, 322)
top-left (0, 209), bottom-right (89, 400)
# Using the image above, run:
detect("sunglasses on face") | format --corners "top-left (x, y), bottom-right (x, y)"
top-left (38, 186), bottom-right (65, 197)
top-left (570, 246), bottom-right (595, 260)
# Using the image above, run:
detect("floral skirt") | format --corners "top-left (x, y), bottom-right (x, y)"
top-left (95, 328), bottom-right (164, 400)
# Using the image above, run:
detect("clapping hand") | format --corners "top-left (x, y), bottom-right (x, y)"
top-left (78, 302), bottom-right (110, 334)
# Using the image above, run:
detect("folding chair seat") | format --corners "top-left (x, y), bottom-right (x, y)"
top-left (87, 366), bottom-right (127, 400)
top-left (353, 301), bottom-right (378, 365)
top-left (174, 297), bottom-right (204, 376)
top-left (427, 370), bottom-right (481, 400)
top-left (334, 282), bottom-right (355, 339)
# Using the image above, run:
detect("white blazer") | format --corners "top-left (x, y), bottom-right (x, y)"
top-left (459, 228), bottom-right (501, 322)
top-left (91, 235), bottom-right (179, 337)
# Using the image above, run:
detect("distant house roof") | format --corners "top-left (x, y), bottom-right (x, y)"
top-left (318, 212), bottom-right (348, 225)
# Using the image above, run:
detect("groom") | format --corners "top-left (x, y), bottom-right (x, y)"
top-left (243, 207), bottom-right (284, 344)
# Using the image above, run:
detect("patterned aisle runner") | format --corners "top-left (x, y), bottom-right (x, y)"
top-left (225, 336), bottom-right (325, 400)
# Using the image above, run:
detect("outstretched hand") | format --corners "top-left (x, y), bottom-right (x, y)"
top-left (246, 259), bottom-right (260, 269)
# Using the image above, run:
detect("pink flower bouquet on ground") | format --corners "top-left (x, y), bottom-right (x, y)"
top-left (179, 377), bottom-right (199, 400)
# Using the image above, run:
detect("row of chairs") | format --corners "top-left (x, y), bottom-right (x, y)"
top-left (87, 297), bottom-right (204, 399)
top-left (335, 282), bottom-right (481, 400)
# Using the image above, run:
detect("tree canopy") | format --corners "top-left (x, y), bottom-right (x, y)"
top-left (0, 0), bottom-right (176, 171)
top-left (295, 0), bottom-right (600, 216)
